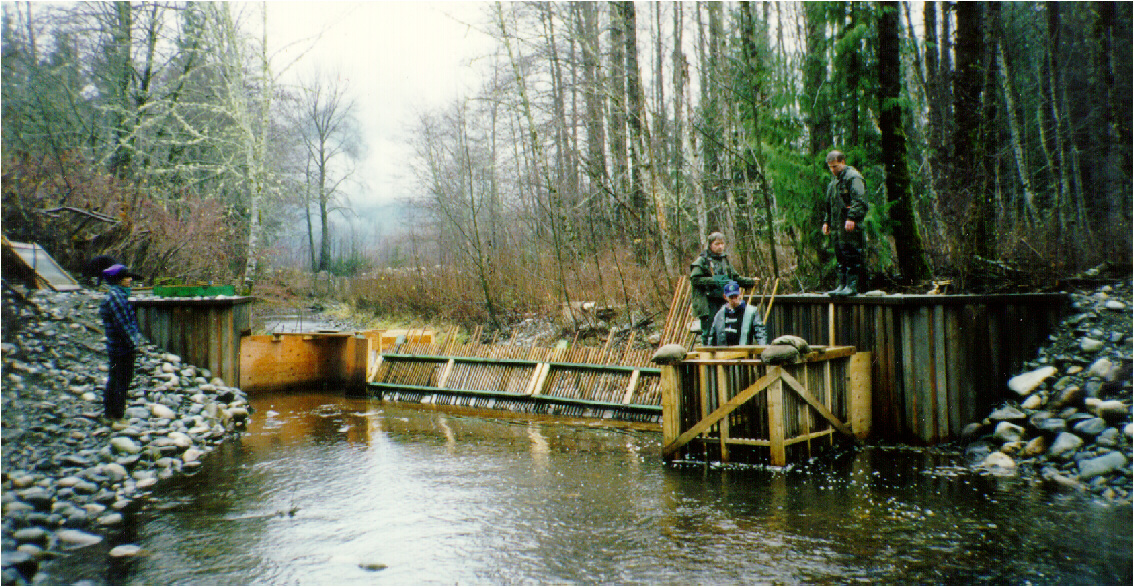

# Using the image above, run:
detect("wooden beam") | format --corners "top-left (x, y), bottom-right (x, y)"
top-left (783, 429), bottom-right (836, 447)
top-left (779, 370), bottom-right (855, 438)
top-left (660, 366), bottom-right (680, 449)
top-left (436, 358), bottom-right (456, 388)
top-left (663, 369), bottom-right (780, 457)
top-left (717, 364), bottom-right (730, 463)
top-left (621, 369), bottom-right (641, 405)
top-left (768, 376), bottom-right (786, 466)
top-left (849, 352), bottom-right (872, 439)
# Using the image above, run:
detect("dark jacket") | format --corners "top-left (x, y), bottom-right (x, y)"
top-left (709, 301), bottom-right (768, 346)
top-left (100, 285), bottom-right (144, 355)
top-left (822, 166), bottom-right (869, 228)
top-left (690, 250), bottom-right (756, 318)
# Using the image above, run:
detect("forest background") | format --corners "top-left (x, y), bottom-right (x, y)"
top-left (3, 2), bottom-right (1131, 336)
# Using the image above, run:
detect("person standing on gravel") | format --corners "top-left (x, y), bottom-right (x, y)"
top-left (690, 232), bottom-right (756, 346)
top-left (98, 264), bottom-right (144, 424)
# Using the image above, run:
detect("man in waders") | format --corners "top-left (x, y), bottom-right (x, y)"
top-left (821, 150), bottom-right (869, 296)
top-left (708, 281), bottom-right (768, 346)
top-left (690, 232), bottom-right (756, 346)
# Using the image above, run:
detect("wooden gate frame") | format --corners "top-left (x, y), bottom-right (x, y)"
top-left (661, 351), bottom-right (870, 466)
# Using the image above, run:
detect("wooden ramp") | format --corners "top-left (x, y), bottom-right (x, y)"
top-left (660, 346), bottom-right (871, 466)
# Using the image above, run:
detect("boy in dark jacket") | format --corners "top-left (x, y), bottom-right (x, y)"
top-left (99, 264), bottom-right (144, 423)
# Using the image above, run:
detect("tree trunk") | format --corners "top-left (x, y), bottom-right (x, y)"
top-left (803, 2), bottom-right (830, 154)
top-left (878, 1), bottom-right (929, 283)
top-left (992, 8), bottom-right (1039, 225)
top-left (953, 1), bottom-right (992, 262)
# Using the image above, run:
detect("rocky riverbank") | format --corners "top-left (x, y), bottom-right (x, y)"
top-left (963, 280), bottom-right (1133, 503)
top-left (1, 289), bottom-right (251, 585)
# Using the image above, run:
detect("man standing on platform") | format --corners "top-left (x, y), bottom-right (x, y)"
top-left (708, 281), bottom-right (768, 346)
top-left (821, 150), bottom-right (869, 296)
top-left (690, 232), bottom-right (756, 346)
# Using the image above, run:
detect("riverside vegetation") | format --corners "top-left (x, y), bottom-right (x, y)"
top-left (1, 289), bottom-right (252, 585)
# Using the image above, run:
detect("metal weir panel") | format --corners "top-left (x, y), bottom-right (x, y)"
top-left (369, 350), bottom-right (663, 423)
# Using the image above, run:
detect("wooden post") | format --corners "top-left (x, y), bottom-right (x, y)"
top-left (621, 369), bottom-right (642, 405)
top-left (767, 368), bottom-right (786, 466)
top-left (660, 366), bottom-right (679, 458)
top-left (527, 362), bottom-right (551, 396)
top-left (436, 358), bottom-right (456, 389)
top-left (828, 302), bottom-right (836, 346)
top-left (716, 364), bottom-right (730, 463)
top-left (849, 351), bottom-right (872, 439)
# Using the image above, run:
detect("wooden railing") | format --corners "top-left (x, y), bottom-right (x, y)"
top-left (660, 346), bottom-right (871, 466)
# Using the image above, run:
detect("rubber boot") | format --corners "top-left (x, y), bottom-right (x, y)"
top-left (842, 266), bottom-right (860, 296)
top-left (826, 265), bottom-right (846, 296)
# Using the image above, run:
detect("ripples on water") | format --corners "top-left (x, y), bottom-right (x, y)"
top-left (51, 392), bottom-right (1131, 585)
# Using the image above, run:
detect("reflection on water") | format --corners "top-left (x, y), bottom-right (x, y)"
top-left (50, 392), bottom-right (1131, 586)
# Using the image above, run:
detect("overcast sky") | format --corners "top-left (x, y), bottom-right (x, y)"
top-left (261, 2), bottom-right (497, 208)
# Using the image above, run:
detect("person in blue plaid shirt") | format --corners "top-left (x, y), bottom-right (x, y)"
top-left (98, 264), bottom-right (145, 423)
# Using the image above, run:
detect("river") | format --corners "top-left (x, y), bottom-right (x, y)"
top-left (48, 391), bottom-right (1131, 585)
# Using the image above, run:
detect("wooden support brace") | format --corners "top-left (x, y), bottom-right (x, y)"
top-left (779, 370), bottom-right (855, 439)
top-left (526, 363), bottom-right (551, 396)
top-left (621, 369), bottom-right (641, 405)
top-left (716, 363), bottom-right (730, 463)
top-left (768, 377), bottom-right (786, 466)
top-left (436, 358), bottom-right (456, 389)
top-left (663, 368), bottom-right (780, 458)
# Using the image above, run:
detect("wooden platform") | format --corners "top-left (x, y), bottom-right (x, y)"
top-left (661, 345), bottom-right (870, 466)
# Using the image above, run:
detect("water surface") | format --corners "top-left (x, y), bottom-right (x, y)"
top-left (51, 392), bottom-right (1131, 585)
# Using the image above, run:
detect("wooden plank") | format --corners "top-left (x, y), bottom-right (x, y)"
top-left (849, 352), bottom-right (872, 439)
top-left (622, 369), bottom-right (641, 405)
top-left (783, 429), bottom-right (836, 447)
top-left (828, 301), bottom-right (835, 346)
top-left (933, 305), bottom-right (949, 442)
top-left (768, 376), bottom-right (786, 466)
top-left (779, 370), bottom-right (855, 438)
top-left (436, 359), bottom-right (456, 389)
top-left (660, 366), bottom-right (680, 450)
top-left (717, 438), bottom-right (772, 447)
top-left (717, 364), bottom-right (730, 462)
top-left (663, 369), bottom-right (780, 457)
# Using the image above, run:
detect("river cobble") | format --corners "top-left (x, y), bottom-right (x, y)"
top-left (1, 289), bottom-right (251, 585)
top-left (963, 280), bottom-right (1134, 503)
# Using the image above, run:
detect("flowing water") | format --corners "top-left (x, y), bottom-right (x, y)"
top-left (50, 392), bottom-right (1131, 585)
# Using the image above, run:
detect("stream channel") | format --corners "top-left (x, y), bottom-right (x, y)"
top-left (48, 391), bottom-right (1131, 585)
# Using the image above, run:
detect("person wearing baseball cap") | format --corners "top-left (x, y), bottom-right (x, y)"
top-left (707, 280), bottom-right (768, 346)
top-left (98, 264), bottom-right (145, 425)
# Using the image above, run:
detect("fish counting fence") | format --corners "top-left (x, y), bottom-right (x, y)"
top-left (660, 346), bottom-right (871, 466)
top-left (368, 332), bottom-right (663, 423)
